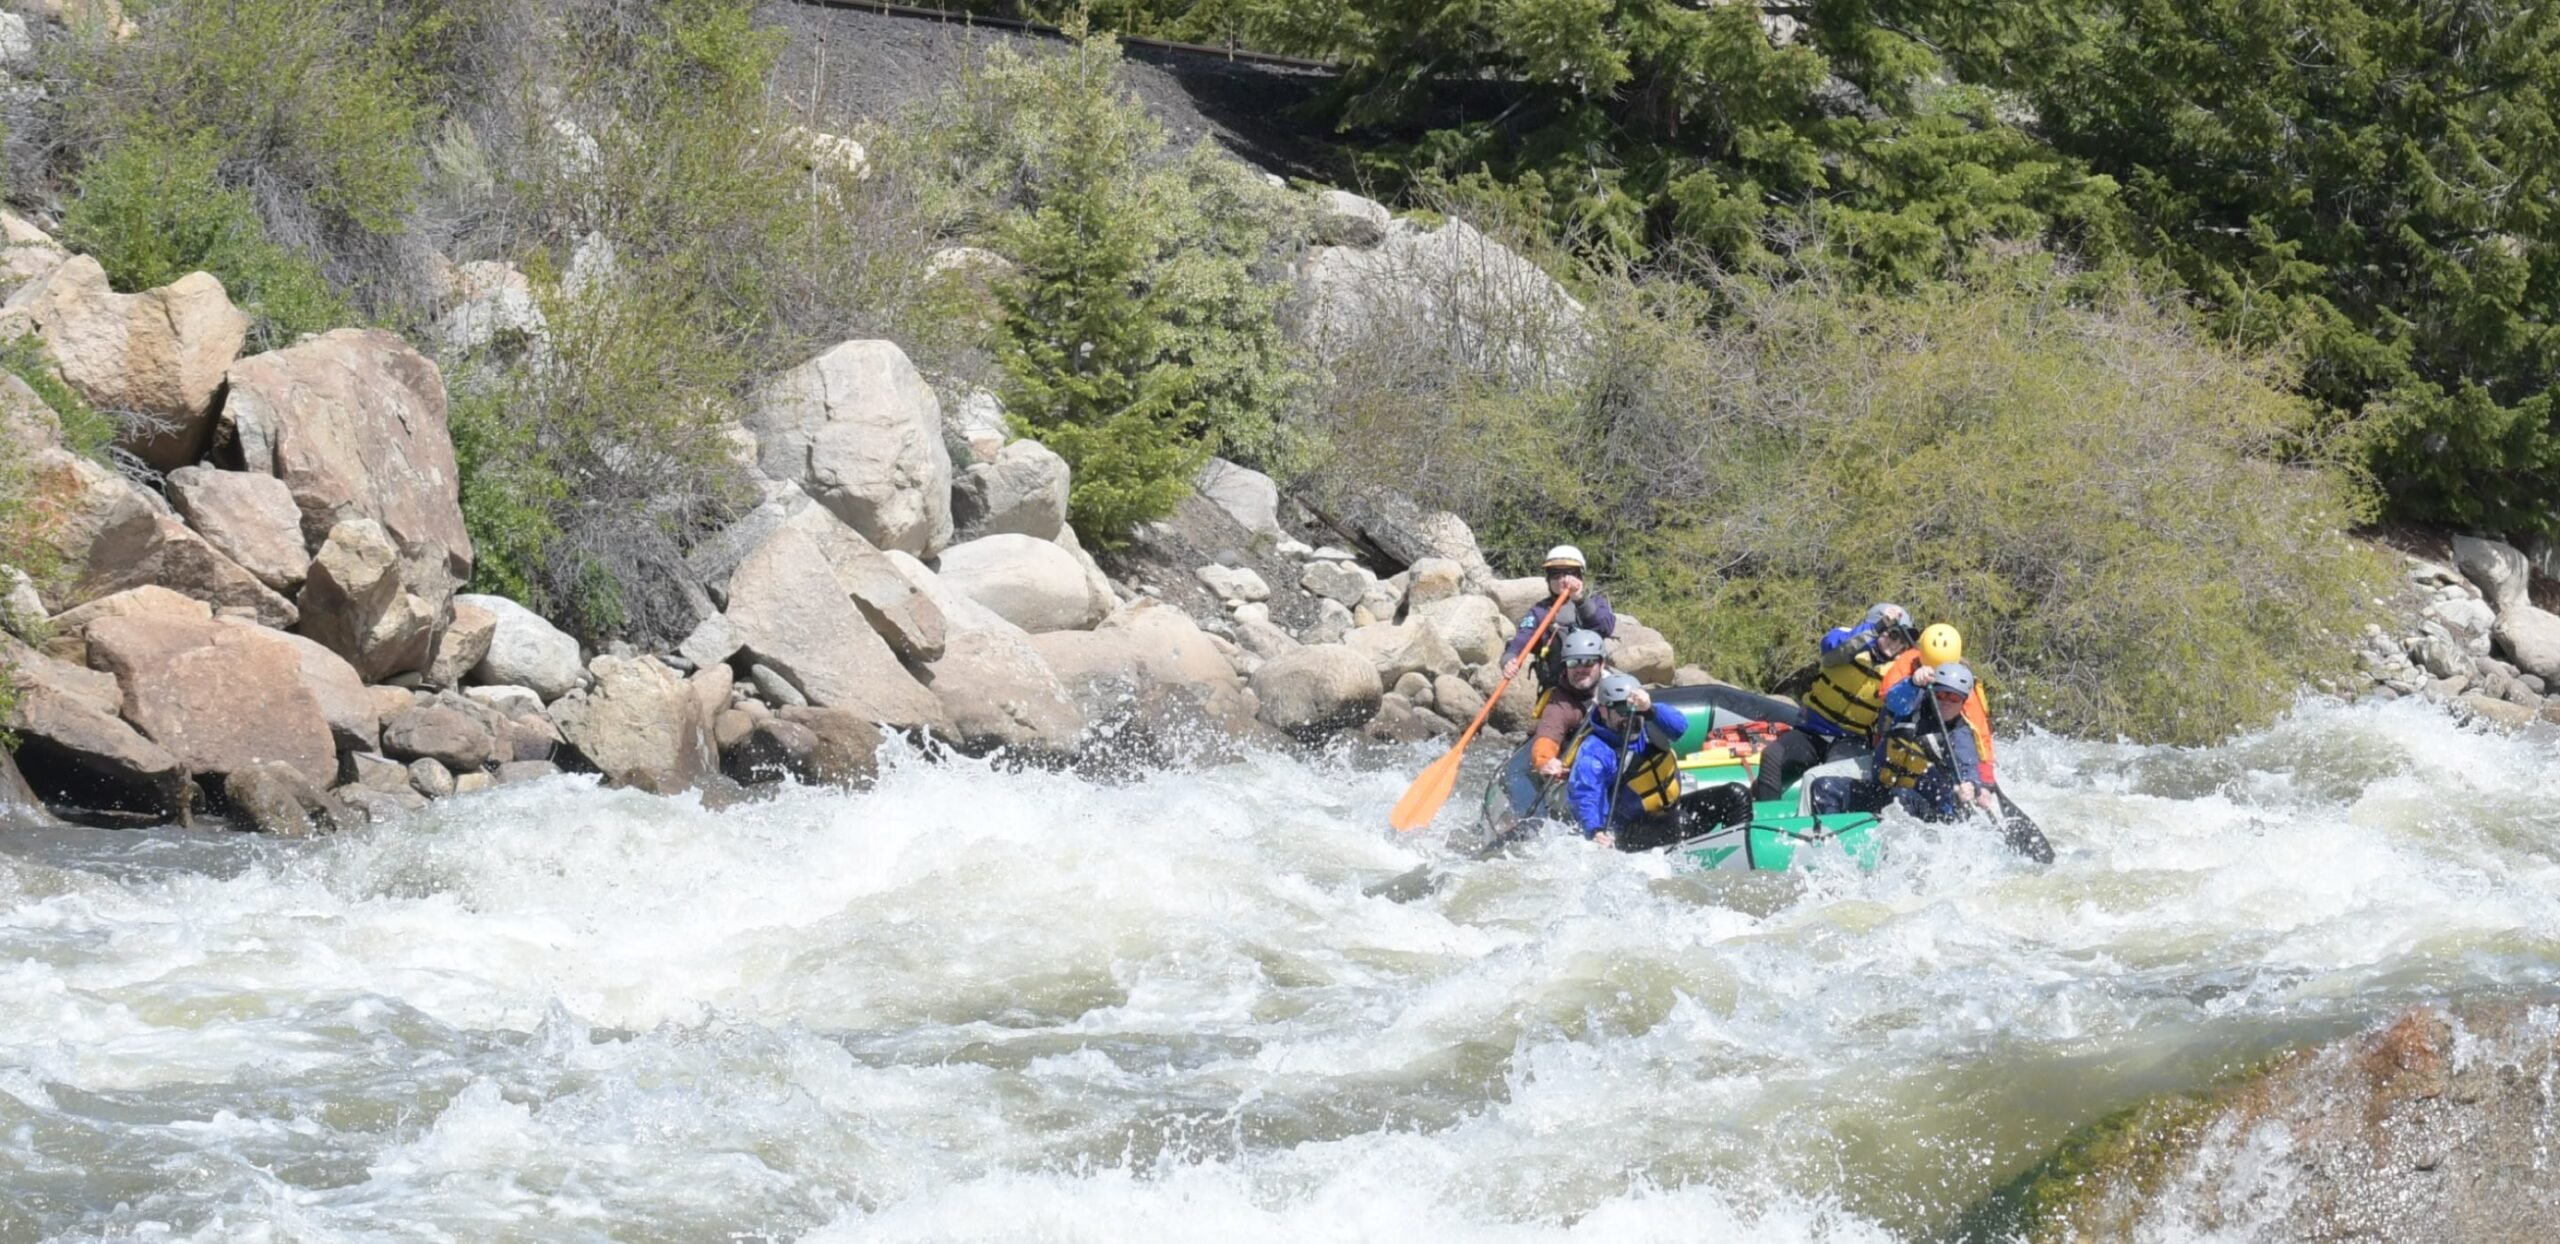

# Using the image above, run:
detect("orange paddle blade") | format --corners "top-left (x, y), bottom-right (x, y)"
top-left (1389, 742), bottom-right (1469, 832)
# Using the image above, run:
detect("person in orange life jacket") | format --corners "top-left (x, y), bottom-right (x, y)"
top-left (1749, 602), bottom-right (1917, 801)
top-left (1876, 622), bottom-right (1997, 787)
top-left (1530, 629), bottom-right (1611, 779)
top-left (1566, 673), bottom-right (1754, 851)
top-left (1501, 545), bottom-right (1616, 689)
top-left (1806, 662), bottom-right (1998, 823)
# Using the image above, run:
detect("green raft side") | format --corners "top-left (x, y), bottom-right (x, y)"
top-left (1670, 755), bottom-right (1882, 872)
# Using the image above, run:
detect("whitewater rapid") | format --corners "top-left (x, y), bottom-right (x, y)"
top-left (4, 697), bottom-right (2558, 1242)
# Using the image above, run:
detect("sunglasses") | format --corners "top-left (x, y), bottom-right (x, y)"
top-left (1564, 656), bottom-right (1603, 669)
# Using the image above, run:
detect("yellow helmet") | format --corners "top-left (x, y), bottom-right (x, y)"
top-left (1919, 623), bottom-right (1963, 667)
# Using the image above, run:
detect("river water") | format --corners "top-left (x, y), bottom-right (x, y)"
top-left (3, 697), bottom-right (2557, 1242)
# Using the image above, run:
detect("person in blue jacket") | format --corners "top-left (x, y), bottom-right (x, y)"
top-left (1566, 673), bottom-right (1753, 850)
top-left (1750, 602), bottom-right (1916, 801)
top-left (1808, 661), bottom-right (1998, 823)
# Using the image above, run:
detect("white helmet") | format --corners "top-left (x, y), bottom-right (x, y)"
top-left (1542, 544), bottom-right (1586, 571)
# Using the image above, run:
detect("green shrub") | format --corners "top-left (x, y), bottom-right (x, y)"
top-left (915, 33), bottom-right (1309, 540)
top-left (1308, 236), bottom-right (2389, 744)
top-left (59, 130), bottom-right (349, 348)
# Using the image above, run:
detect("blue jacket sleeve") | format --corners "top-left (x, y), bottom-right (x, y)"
top-left (1883, 679), bottom-right (1925, 718)
top-left (1650, 702), bottom-right (1687, 738)
top-left (1565, 742), bottom-right (1617, 836)
top-left (1820, 622), bottom-right (1873, 666)
top-left (1949, 721), bottom-right (1982, 781)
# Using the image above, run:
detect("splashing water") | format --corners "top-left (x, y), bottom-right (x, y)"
top-left (2, 697), bottom-right (2557, 1242)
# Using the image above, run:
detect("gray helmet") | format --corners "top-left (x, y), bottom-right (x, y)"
top-left (1560, 628), bottom-right (1606, 663)
top-left (1932, 662), bottom-right (1976, 698)
top-left (1595, 671), bottom-right (1644, 708)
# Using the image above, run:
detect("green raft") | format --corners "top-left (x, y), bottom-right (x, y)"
top-left (1476, 684), bottom-right (1883, 872)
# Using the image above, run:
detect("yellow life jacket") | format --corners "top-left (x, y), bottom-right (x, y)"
top-left (1560, 721), bottom-right (1685, 816)
top-left (1803, 648), bottom-right (1886, 736)
top-left (1877, 724), bottom-right (1937, 789)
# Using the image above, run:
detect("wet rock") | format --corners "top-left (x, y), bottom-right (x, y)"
top-left (346, 752), bottom-right (410, 792)
top-left (87, 613), bottom-right (336, 786)
top-left (745, 339), bottom-right (952, 557)
top-left (1, 747), bottom-right (46, 827)
top-left (926, 628), bottom-right (1085, 755)
top-left (1249, 643), bottom-right (1383, 736)
top-left (1, 635), bottom-right (190, 819)
top-left (2461, 693), bottom-right (2539, 732)
top-left (380, 703), bottom-right (497, 771)
top-left (503, 714), bottom-right (561, 763)
top-left (723, 716), bottom-right (820, 784)
top-left (407, 756), bottom-right (455, 799)
top-left (770, 706), bottom-right (882, 787)
top-left (1391, 670), bottom-right (1431, 703)
top-left (221, 328), bottom-right (472, 580)
top-left (1027, 598), bottom-right (1265, 740)
top-left (297, 518), bottom-right (447, 683)
top-left (453, 771), bottom-right (493, 796)
top-left (165, 466), bottom-right (311, 593)
top-left (224, 760), bottom-right (354, 836)
top-left (0, 256), bottom-right (247, 470)
top-left (456, 594), bottom-right (583, 701)
top-left (547, 655), bottom-right (717, 794)
top-left (493, 760), bottom-right (559, 786)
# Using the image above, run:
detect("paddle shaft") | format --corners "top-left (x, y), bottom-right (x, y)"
top-left (1389, 588), bottom-right (1574, 832)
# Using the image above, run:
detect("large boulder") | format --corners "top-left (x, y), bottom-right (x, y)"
top-left (165, 466), bottom-right (311, 593)
top-left (0, 256), bottom-right (247, 470)
top-left (1489, 576), bottom-right (1552, 621)
top-left (780, 505), bottom-right (946, 662)
top-left (1411, 594), bottom-right (1507, 667)
top-left (296, 518), bottom-right (449, 683)
top-left (1468, 660), bottom-right (1540, 733)
top-left (1330, 492), bottom-right (1502, 594)
top-left (1029, 598), bottom-right (1266, 742)
top-left (951, 437), bottom-right (1070, 541)
top-left (772, 706), bottom-right (884, 787)
top-left (1194, 457), bottom-right (1282, 539)
top-left (264, 626), bottom-right (380, 753)
top-left (223, 760), bottom-right (354, 836)
top-left (1249, 643), bottom-right (1383, 736)
top-left (1301, 559), bottom-right (1376, 609)
top-left (1311, 189), bottom-right (1393, 248)
top-left (745, 340), bottom-right (953, 557)
top-left (936, 533), bottom-right (1110, 633)
top-left (723, 524), bottom-right (947, 733)
top-left (220, 328), bottom-right (472, 580)
top-left (43, 584), bottom-right (213, 664)
top-left (548, 656), bottom-right (717, 794)
top-left (1296, 214), bottom-right (1589, 385)
top-left (458, 593), bottom-right (585, 701)
top-left (925, 629), bottom-right (1085, 755)
top-left (24, 449), bottom-right (297, 625)
top-left (1, 634), bottom-right (190, 818)
top-left (2493, 606), bottom-right (2560, 682)
top-left (1608, 615), bottom-right (1679, 684)
top-left (2452, 535), bottom-right (2531, 617)
top-left (84, 613), bottom-right (337, 786)
top-left (1345, 620), bottom-right (1463, 685)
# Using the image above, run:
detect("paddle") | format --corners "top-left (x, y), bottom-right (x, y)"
top-left (1921, 679), bottom-right (2052, 863)
top-left (1389, 588), bottom-right (1572, 832)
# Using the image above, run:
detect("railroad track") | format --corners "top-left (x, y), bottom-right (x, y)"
top-left (786, 0), bottom-right (1341, 73)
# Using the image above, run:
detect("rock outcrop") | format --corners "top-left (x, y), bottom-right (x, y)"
top-left (165, 466), bottom-right (312, 594)
top-left (0, 256), bottom-right (248, 470)
top-left (549, 656), bottom-right (716, 794)
top-left (745, 339), bottom-right (953, 557)
top-left (84, 613), bottom-right (337, 787)
top-left (1250, 643), bottom-right (1383, 736)
top-left (221, 328), bottom-right (473, 580)
top-left (937, 533), bottom-right (1111, 633)
top-left (722, 523), bottom-right (947, 733)
top-left (2, 635), bottom-right (190, 818)
top-left (296, 518), bottom-right (448, 682)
